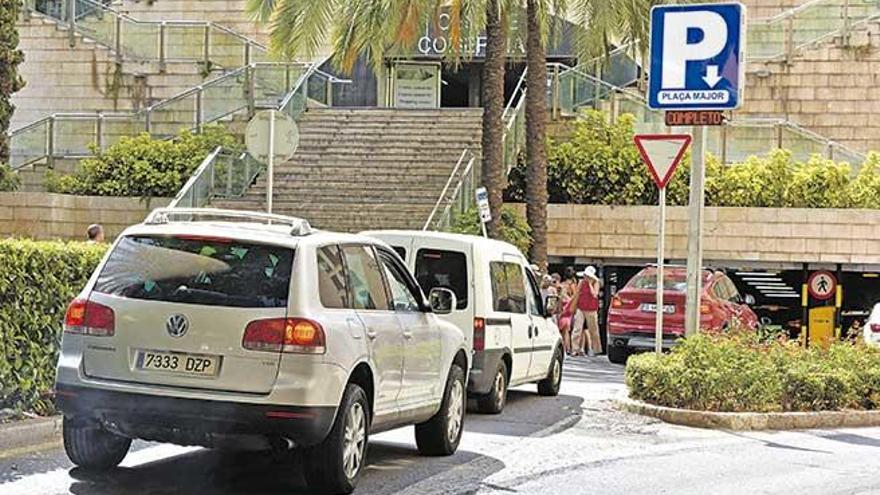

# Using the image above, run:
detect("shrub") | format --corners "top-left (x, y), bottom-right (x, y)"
top-left (626, 331), bottom-right (880, 413)
top-left (0, 239), bottom-right (106, 416)
top-left (0, 163), bottom-right (19, 191)
top-left (507, 110), bottom-right (880, 209)
top-left (448, 205), bottom-right (533, 254)
top-left (46, 125), bottom-right (240, 201)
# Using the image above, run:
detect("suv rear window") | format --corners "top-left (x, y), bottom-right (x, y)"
top-left (415, 249), bottom-right (468, 310)
top-left (94, 235), bottom-right (294, 308)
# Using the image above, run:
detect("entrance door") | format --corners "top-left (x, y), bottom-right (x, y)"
top-left (391, 61), bottom-right (441, 109)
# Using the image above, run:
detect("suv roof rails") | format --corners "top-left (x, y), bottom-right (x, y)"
top-left (145, 208), bottom-right (315, 236)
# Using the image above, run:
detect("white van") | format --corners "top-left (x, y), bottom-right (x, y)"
top-left (363, 231), bottom-right (563, 414)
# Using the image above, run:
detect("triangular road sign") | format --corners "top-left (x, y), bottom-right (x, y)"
top-left (633, 134), bottom-right (692, 189)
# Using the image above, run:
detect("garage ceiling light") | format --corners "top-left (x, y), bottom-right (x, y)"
top-left (747, 281), bottom-right (787, 286)
top-left (736, 272), bottom-right (778, 277)
top-left (766, 294), bottom-right (799, 298)
top-left (742, 277), bottom-right (783, 282)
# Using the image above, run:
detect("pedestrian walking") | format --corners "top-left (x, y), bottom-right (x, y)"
top-left (570, 266), bottom-right (602, 357)
top-left (86, 224), bottom-right (105, 243)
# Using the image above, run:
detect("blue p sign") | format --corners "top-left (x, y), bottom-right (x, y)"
top-left (648, 3), bottom-right (745, 110)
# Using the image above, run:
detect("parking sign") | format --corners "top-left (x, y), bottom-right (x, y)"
top-left (648, 3), bottom-right (745, 110)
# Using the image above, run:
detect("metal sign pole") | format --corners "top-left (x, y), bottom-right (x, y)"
top-left (656, 186), bottom-right (666, 355)
top-left (685, 125), bottom-right (707, 336)
top-left (480, 221), bottom-right (488, 238)
top-left (266, 110), bottom-right (275, 214)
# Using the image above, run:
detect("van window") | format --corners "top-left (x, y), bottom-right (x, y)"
top-left (378, 250), bottom-right (423, 312)
top-left (415, 249), bottom-right (468, 310)
top-left (94, 235), bottom-right (293, 308)
top-left (342, 245), bottom-right (390, 311)
top-left (317, 245), bottom-right (349, 308)
top-left (525, 269), bottom-right (544, 317)
top-left (489, 262), bottom-right (527, 314)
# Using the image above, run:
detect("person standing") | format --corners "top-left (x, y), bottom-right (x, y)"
top-left (571, 266), bottom-right (602, 357)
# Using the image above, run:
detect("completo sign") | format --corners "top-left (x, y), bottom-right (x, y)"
top-left (665, 110), bottom-right (726, 126)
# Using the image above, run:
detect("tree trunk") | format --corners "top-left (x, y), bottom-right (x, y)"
top-left (525, 0), bottom-right (548, 271)
top-left (480, 0), bottom-right (506, 238)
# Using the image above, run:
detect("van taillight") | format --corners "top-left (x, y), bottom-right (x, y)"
top-left (473, 317), bottom-right (486, 351)
top-left (243, 318), bottom-right (326, 354)
top-left (64, 298), bottom-right (115, 336)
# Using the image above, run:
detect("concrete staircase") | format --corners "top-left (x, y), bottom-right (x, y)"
top-left (214, 108), bottom-right (483, 232)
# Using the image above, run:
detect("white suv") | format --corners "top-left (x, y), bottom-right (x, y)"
top-left (55, 209), bottom-right (469, 494)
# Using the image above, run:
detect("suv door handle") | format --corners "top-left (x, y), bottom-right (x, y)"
top-left (402, 331), bottom-right (413, 340)
top-left (533, 325), bottom-right (539, 337)
top-left (366, 329), bottom-right (378, 340)
top-left (528, 326), bottom-right (533, 339)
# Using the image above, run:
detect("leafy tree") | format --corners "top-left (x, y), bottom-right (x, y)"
top-left (0, 160), bottom-right (19, 191)
top-left (0, 0), bottom-right (25, 165)
top-left (449, 205), bottom-right (532, 254)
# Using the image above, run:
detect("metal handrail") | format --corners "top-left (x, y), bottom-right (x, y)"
top-left (168, 146), bottom-right (223, 207)
top-left (423, 149), bottom-right (474, 230)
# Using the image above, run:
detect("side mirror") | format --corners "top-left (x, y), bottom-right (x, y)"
top-left (744, 294), bottom-right (756, 306)
top-left (429, 288), bottom-right (457, 315)
top-left (544, 295), bottom-right (559, 317)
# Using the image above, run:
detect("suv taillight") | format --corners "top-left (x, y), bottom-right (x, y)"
top-left (64, 298), bottom-right (115, 336)
top-left (243, 318), bottom-right (326, 354)
top-left (473, 317), bottom-right (485, 351)
top-left (870, 323), bottom-right (880, 333)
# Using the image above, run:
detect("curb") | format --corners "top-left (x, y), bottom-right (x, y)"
top-left (0, 416), bottom-right (63, 452)
top-left (613, 397), bottom-right (880, 431)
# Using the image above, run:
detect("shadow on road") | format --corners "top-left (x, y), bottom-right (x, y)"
top-left (561, 356), bottom-right (626, 385)
top-left (66, 441), bottom-right (503, 495)
top-left (465, 390), bottom-right (584, 439)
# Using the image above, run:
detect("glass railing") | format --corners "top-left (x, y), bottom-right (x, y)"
top-left (551, 67), bottom-right (866, 167)
top-left (7, 62), bottom-right (321, 170)
top-left (748, 0), bottom-right (880, 61)
top-left (170, 148), bottom-right (265, 208)
top-left (23, 0), bottom-right (270, 68)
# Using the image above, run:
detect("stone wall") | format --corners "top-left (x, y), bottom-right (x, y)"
top-left (0, 193), bottom-right (170, 240)
top-left (547, 204), bottom-right (880, 266)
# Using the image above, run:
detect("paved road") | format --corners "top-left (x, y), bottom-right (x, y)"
top-left (3, 357), bottom-right (880, 494)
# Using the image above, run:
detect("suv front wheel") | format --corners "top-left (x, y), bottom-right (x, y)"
top-left (415, 364), bottom-right (465, 456)
top-left (62, 417), bottom-right (131, 470)
top-left (305, 384), bottom-right (370, 494)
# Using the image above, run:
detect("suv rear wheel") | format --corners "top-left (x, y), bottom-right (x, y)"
top-left (304, 384), bottom-right (369, 494)
top-left (476, 360), bottom-right (508, 414)
top-left (62, 417), bottom-right (131, 470)
top-left (415, 364), bottom-right (465, 456)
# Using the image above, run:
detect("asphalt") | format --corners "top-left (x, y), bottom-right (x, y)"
top-left (2, 357), bottom-right (880, 494)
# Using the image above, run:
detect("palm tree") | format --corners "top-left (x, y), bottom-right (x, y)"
top-left (523, 0), bottom-right (550, 270)
top-left (480, 0), bottom-right (508, 238)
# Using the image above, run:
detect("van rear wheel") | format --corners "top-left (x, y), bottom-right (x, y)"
top-left (62, 417), bottom-right (131, 470)
top-left (476, 360), bottom-right (508, 414)
top-left (537, 348), bottom-right (563, 396)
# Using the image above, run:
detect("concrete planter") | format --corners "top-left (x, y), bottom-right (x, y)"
top-left (615, 396), bottom-right (880, 430)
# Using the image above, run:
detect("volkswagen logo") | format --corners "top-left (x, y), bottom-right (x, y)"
top-left (166, 314), bottom-right (189, 338)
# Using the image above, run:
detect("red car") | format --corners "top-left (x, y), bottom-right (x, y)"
top-left (606, 266), bottom-right (758, 364)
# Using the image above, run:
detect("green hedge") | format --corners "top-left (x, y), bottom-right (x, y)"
top-left (46, 125), bottom-right (240, 200)
top-left (506, 110), bottom-right (880, 209)
top-left (448, 205), bottom-right (532, 254)
top-left (626, 332), bottom-right (880, 413)
top-left (0, 162), bottom-right (19, 191)
top-left (0, 239), bottom-right (106, 415)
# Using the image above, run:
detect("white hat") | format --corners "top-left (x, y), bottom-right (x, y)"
top-left (577, 266), bottom-right (600, 281)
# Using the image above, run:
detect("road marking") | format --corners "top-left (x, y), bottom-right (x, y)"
top-left (0, 444), bottom-right (200, 495)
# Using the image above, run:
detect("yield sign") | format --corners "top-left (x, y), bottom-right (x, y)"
top-left (633, 134), bottom-right (692, 189)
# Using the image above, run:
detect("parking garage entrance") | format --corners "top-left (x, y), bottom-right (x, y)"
top-left (548, 260), bottom-right (880, 353)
